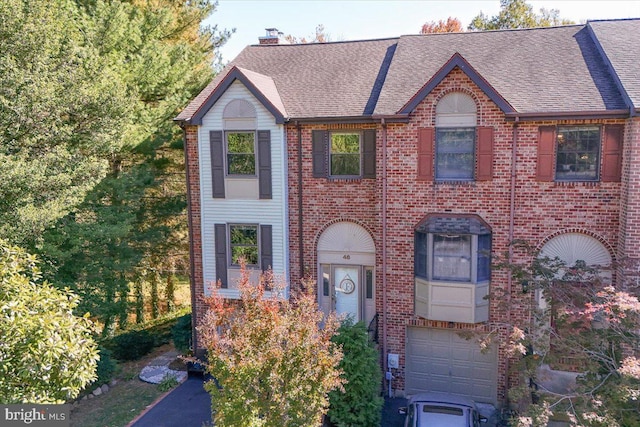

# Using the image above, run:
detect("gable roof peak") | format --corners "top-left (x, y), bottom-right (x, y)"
top-left (398, 52), bottom-right (515, 115)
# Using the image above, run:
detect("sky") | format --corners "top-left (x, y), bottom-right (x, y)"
top-left (208, 0), bottom-right (640, 62)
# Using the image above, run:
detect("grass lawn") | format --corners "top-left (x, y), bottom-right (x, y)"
top-left (70, 344), bottom-right (185, 427)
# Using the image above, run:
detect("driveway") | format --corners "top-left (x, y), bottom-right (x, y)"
top-left (129, 376), bottom-right (211, 427)
top-left (129, 376), bottom-right (500, 427)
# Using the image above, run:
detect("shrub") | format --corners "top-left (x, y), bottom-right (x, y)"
top-left (200, 268), bottom-right (343, 427)
top-left (0, 242), bottom-right (98, 403)
top-left (107, 330), bottom-right (155, 361)
top-left (172, 313), bottom-right (192, 353)
top-left (328, 318), bottom-right (383, 427)
top-left (92, 346), bottom-right (117, 386)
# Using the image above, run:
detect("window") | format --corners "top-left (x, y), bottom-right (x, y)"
top-left (415, 215), bottom-right (491, 284)
top-left (435, 128), bottom-right (475, 180)
top-left (555, 126), bottom-right (600, 181)
top-left (330, 133), bottom-right (361, 176)
top-left (229, 224), bottom-right (258, 266)
top-left (435, 93), bottom-right (477, 181)
top-left (226, 132), bottom-right (255, 175)
top-left (312, 129), bottom-right (376, 179)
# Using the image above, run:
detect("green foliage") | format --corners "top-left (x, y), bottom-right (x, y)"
top-left (172, 313), bottom-right (193, 353)
top-left (468, 0), bottom-right (574, 31)
top-left (0, 241), bottom-right (98, 403)
top-left (328, 319), bottom-right (383, 427)
top-left (92, 346), bottom-right (118, 387)
top-left (0, 0), bottom-right (127, 246)
top-left (29, 0), bottom-right (232, 330)
top-left (107, 330), bottom-right (156, 361)
top-left (200, 269), bottom-right (344, 427)
top-left (158, 374), bottom-right (179, 392)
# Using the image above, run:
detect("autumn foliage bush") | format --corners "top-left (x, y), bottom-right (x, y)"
top-left (198, 268), bottom-right (344, 427)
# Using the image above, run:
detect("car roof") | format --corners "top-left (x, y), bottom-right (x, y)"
top-left (407, 392), bottom-right (477, 409)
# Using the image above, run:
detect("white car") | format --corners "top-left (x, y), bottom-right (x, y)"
top-left (399, 392), bottom-right (489, 427)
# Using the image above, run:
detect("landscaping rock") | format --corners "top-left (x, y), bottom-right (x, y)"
top-left (139, 365), bottom-right (187, 384)
top-left (92, 387), bottom-right (102, 396)
top-left (101, 384), bottom-right (109, 393)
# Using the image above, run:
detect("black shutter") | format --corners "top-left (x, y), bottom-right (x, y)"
top-left (258, 130), bottom-right (272, 199)
top-left (210, 131), bottom-right (225, 198)
top-left (214, 224), bottom-right (228, 288)
top-left (260, 225), bottom-right (273, 272)
top-left (362, 129), bottom-right (376, 178)
top-left (312, 130), bottom-right (328, 178)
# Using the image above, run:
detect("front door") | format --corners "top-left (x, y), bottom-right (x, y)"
top-left (333, 265), bottom-right (360, 321)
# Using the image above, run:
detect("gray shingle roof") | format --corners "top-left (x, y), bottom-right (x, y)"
top-left (376, 24), bottom-right (625, 115)
top-left (177, 19), bottom-right (636, 122)
top-left (588, 19), bottom-right (640, 111)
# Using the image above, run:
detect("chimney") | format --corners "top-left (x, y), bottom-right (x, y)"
top-left (258, 28), bottom-right (285, 45)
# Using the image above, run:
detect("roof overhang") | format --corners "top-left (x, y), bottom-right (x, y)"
top-left (176, 66), bottom-right (287, 125)
top-left (398, 52), bottom-right (516, 115)
top-left (504, 109), bottom-right (630, 122)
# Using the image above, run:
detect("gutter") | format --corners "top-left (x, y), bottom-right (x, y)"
top-left (506, 117), bottom-right (519, 397)
top-left (504, 109), bottom-right (630, 121)
top-left (289, 114), bottom-right (410, 125)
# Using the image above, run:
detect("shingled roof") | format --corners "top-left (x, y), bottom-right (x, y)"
top-left (176, 18), bottom-right (638, 123)
top-left (588, 19), bottom-right (640, 113)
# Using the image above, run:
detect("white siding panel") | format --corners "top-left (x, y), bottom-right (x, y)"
top-left (198, 81), bottom-right (289, 296)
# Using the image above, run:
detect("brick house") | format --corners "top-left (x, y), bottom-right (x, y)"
top-left (174, 19), bottom-right (640, 405)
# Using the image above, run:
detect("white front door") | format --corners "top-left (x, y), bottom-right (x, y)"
top-left (333, 266), bottom-right (360, 321)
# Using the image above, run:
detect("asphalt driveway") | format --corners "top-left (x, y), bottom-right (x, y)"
top-left (129, 376), bottom-right (211, 427)
top-left (128, 376), bottom-right (497, 427)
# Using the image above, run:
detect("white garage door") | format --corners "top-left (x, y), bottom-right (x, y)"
top-left (405, 327), bottom-right (497, 404)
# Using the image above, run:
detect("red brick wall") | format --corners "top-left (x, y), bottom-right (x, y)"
top-left (618, 117), bottom-right (640, 287)
top-left (184, 125), bottom-right (206, 352)
top-left (286, 69), bottom-right (626, 402)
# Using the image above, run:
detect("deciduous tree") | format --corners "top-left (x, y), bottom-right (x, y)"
top-left (420, 17), bottom-right (464, 33)
top-left (468, 0), bottom-right (574, 31)
top-left (478, 241), bottom-right (640, 426)
top-left (198, 268), bottom-right (344, 427)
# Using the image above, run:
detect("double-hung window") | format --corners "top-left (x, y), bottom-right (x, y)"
top-left (435, 93), bottom-right (477, 181)
top-left (229, 224), bottom-right (259, 266)
top-left (555, 126), bottom-right (600, 181)
top-left (226, 131), bottom-right (256, 175)
top-left (312, 129), bottom-right (376, 179)
top-left (330, 132), bottom-right (361, 177)
top-left (435, 128), bottom-right (475, 180)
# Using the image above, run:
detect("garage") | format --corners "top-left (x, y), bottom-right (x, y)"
top-left (405, 327), bottom-right (498, 404)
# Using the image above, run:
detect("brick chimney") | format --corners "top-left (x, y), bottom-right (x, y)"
top-left (258, 28), bottom-right (285, 45)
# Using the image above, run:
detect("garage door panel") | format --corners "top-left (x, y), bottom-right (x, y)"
top-left (406, 327), bottom-right (497, 404)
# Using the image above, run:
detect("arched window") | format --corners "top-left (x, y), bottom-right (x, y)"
top-left (435, 93), bottom-right (477, 180)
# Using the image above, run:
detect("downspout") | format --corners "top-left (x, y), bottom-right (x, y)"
top-left (506, 117), bottom-right (519, 394)
top-left (381, 118), bottom-right (389, 390)
top-left (296, 121), bottom-right (304, 279)
top-left (181, 123), bottom-right (198, 353)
